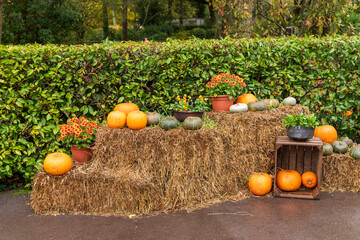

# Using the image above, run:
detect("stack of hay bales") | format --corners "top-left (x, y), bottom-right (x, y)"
top-left (31, 105), bottom-right (332, 216)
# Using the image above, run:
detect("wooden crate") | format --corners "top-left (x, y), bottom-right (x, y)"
top-left (274, 136), bottom-right (323, 199)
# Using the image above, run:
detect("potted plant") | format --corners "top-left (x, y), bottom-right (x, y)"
top-left (282, 111), bottom-right (319, 141)
top-left (206, 73), bottom-right (247, 111)
top-left (59, 117), bottom-right (99, 164)
top-left (169, 95), bottom-right (210, 121)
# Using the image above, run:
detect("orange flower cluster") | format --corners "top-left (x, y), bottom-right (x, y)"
top-left (207, 73), bottom-right (246, 88)
top-left (59, 117), bottom-right (99, 143)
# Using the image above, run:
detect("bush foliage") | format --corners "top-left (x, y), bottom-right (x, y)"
top-left (1, 36), bottom-right (359, 188)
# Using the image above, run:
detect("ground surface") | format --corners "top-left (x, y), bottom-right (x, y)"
top-left (1, 190), bottom-right (360, 240)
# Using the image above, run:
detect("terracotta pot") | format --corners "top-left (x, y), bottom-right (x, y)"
top-left (174, 110), bottom-right (205, 122)
top-left (71, 145), bottom-right (93, 164)
top-left (210, 95), bottom-right (233, 112)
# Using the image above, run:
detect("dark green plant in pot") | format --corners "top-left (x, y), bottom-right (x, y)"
top-left (283, 112), bottom-right (319, 141)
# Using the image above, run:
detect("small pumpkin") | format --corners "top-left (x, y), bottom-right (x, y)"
top-left (236, 93), bottom-right (257, 104)
top-left (182, 117), bottom-right (203, 130)
top-left (314, 125), bottom-right (338, 144)
top-left (263, 99), bottom-right (279, 109)
top-left (114, 103), bottom-right (139, 115)
top-left (107, 111), bottom-right (126, 128)
top-left (127, 111), bottom-right (147, 130)
top-left (248, 101), bottom-right (267, 111)
top-left (229, 103), bottom-right (248, 113)
top-left (323, 143), bottom-right (333, 156)
top-left (159, 117), bottom-right (179, 130)
top-left (283, 97), bottom-right (297, 106)
top-left (339, 137), bottom-right (353, 147)
top-left (276, 170), bottom-right (301, 192)
top-left (44, 152), bottom-right (72, 176)
top-left (146, 112), bottom-right (161, 126)
top-left (301, 171), bottom-right (317, 189)
top-left (331, 140), bottom-right (348, 154)
top-left (248, 172), bottom-right (273, 196)
top-left (350, 147), bottom-right (360, 160)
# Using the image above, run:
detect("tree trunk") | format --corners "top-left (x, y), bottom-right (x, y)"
top-left (167, 0), bottom-right (173, 25)
top-left (179, 0), bottom-right (183, 31)
top-left (102, 0), bottom-right (109, 40)
top-left (122, 0), bottom-right (128, 41)
top-left (208, 0), bottom-right (216, 25)
top-left (111, 0), bottom-right (117, 26)
top-left (0, 0), bottom-right (3, 45)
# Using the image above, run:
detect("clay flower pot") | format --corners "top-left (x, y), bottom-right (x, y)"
top-left (174, 110), bottom-right (205, 122)
top-left (71, 145), bottom-right (93, 164)
top-left (210, 95), bottom-right (233, 112)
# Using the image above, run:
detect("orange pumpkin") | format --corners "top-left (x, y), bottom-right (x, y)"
top-left (314, 125), bottom-right (337, 144)
top-left (127, 111), bottom-right (147, 130)
top-left (248, 172), bottom-right (273, 196)
top-left (107, 111), bottom-right (126, 128)
top-left (276, 170), bottom-right (301, 191)
top-left (44, 152), bottom-right (72, 176)
top-left (236, 93), bottom-right (257, 104)
top-left (345, 110), bottom-right (353, 118)
top-left (301, 171), bottom-right (317, 189)
top-left (114, 103), bottom-right (139, 115)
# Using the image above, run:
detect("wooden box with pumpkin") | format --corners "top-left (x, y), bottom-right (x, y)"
top-left (274, 136), bottom-right (323, 199)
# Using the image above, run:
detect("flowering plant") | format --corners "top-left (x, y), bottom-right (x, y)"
top-left (206, 73), bottom-right (246, 99)
top-left (59, 117), bottom-right (99, 149)
top-left (169, 94), bottom-right (210, 112)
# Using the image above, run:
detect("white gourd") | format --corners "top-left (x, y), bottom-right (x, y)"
top-left (283, 97), bottom-right (297, 106)
top-left (230, 103), bottom-right (248, 113)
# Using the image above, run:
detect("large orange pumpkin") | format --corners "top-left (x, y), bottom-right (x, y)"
top-left (127, 110), bottom-right (147, 130)
top-left (114, 103), bottom-right (139, 115)
top-left (248, 172), bottom-right (273, 196)
top-left (44, 152), bottom-right (72, 176)
top-left (314, 125), bottom-right (337, 144)
top-left (276, 170), bottom-right (301, 191)
top-left (301, 171), bottom-right (317, 189)
top-left (236, 93), bottom-right (257, 104)
top-left (107, 111), bottom-right (126, 128)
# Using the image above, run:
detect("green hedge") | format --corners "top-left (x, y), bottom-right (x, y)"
top-left (1, 36), bottom-right (359, 188)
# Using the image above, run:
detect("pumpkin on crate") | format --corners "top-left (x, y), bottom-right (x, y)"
top-left (323, 143), bottom-right (333, 156)
top-left (236, 93), bottom-right (257, 104)
top-left (44, 152), bottom-right (72, 176)
top-left (331, 140), bottom-right (348, 154)
top-left (146, 112), bottom-right (161, 126)
top-left (301, 171), bottom-right (317, 189)
top-left (314, 125), bottom-right (338, 144)
top-left (114, 103), bottom-right (139, 115)
top-left (182, 117), bottom-right (203, 130)
top-left (127, 111), bottom-right (147, 130)
top-left (276, 170), bottom-right (301, 192)
top-left (107, 111), bottom-right (126, 128)
top-left (159, 117), bottom-right (179, 130)
top-left (350, 147), bottom-right (360, 160)
top-left (248, 172), bottom-right (272, 196)
top-left (248, 101), bottom-right (267, 111)
top-left (229, 103), bottom-right (248, 113)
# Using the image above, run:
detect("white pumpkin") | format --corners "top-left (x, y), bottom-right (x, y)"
top-left (230, 103), bottom-right (248, 113)
top-left (283, 97), bottom-right (297, 106)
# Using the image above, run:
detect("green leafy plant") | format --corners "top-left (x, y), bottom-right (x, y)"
top-left (169, 95), bottom-right (210, 112)
top-left (282, 114), bottom-right (319, 128)
top-left (59, 117), bottom-right (99, 149)
top-left (206, 73), bottom-right (247, 99)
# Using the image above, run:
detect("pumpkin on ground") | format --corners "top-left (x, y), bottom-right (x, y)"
top-left (314, 125), bottom-right (338, 144)
top-left (323, 143), bottom-right (333, 156)
top-left (283, 97), bottom-right (297, 106)
top-left (114, 103), bottom-right (139, 115)
top-left (159, 117), bottom-right (179, 130)
top-left (127, 111), bottom-right (147, 130)
top-left (248, 172), bottom-right (273, 196)
top-left (146, 112), bottom-right (161, 126)
top-left (182, 117), bottom-right (203, 130)
top-left (236, 93), bottom-right (257, 104)
top-left (301, 171), bottom-right (317, 189)
top-left (248, 101), bottom-right (267, 111)
top-left (107, 111), bottom-right (126, 128)
top-left (229, 103), bottom-right (248, 113)
top-left (332, 140), bottom-right (348, 154)
top-left (44, 152), bottom-right (72, 176)
top-left (350, 147), bottom-right (360, 160)
top-left (339, 137), bottom-right (353, 147)
top-left (276, 170), bottom-right (301, 191)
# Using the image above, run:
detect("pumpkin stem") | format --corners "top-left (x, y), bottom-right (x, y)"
top-left (307, 180), bottom-right (312, 185)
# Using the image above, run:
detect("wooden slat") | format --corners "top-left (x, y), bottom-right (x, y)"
top-left (311, 147), bottom-right (318, 171)
top-left (303, 147), bottom-right (312, 172)
top-left (296, 146), bottom-right (305, 174)
top-left (282, 146), bottom-right (290, 170)
top-left (289, 145), bottom-right (297, 170)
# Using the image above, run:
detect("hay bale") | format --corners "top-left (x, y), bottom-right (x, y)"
top-left (30, 105), bottom-right (307, 216)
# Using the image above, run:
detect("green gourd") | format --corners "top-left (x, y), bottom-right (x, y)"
top-left (339, 137), bottom-right (353, 147)
top-left (146, 112), bottom-right (161, 126)
top-left (159, 117), bottom-right (179, 130)
top-left (350, 147), bottom-right (360, 160)
top-left (323, 143), bottom-right (333, 156)
top-left (248, 101), bottom-right (267, 111)
top-left (182, 117), bottom-right (203, 130)
top-left (331, 141), bottom-right (348, 154)
top-left (263, 99), bottom-right (280, 109)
